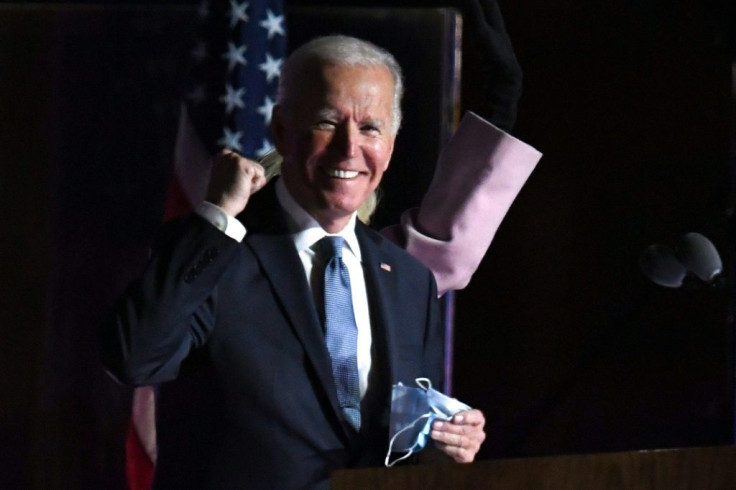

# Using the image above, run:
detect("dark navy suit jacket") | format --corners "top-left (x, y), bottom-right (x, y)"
top-left (101, 180), bottom-right (444, 489)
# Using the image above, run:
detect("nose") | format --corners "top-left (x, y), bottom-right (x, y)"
top-left (332, 122), bottom-right (357, 158)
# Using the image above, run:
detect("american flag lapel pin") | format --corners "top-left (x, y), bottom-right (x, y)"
top-left (380, 262), bottom-right (392, 272)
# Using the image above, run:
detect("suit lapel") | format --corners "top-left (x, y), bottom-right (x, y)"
top-left (240, 182), bottom-right (350, 440)
top-left (356, 224), bottom-right (400, 387)
top-left (246, 233), bottom-right (339, 396)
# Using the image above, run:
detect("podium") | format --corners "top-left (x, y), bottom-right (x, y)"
top-left (332, 446), bottom-right (736, 489)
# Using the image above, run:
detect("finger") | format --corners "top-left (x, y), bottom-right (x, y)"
top-left (453, 409), bottom-right (485, 427)
top-left (250, 162), bottom-right (265, 179)
top-left (433, 424), bottom-right (484, 445)
top-left (216, 148), bottom-right (233, 159)
top-left (433, 439), bottom-right (477, 464)
top-left (431, 420), bottom-right (471, 440)
top-left (431, 425), bottom-right (464, 446)
top-left (432, 420), bottom-right (460, 434)
top-left (250, 173), bottom-right (267, 194)
top-left (220, 148), bottom-right (239, 158)
top-left (433, 420), bottom-right (486, 448)
top-left (243, 163), bottom-right (266, 189)
top-left (432, 419), bottom-right (476, 435)
top-left (211, 150), bottom-right (239, 168)
top-left (432, 423), bottom-right (483, 447)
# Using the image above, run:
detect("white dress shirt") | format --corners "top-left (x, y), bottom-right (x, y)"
top-left (195, 179), bottom-right (373, 397)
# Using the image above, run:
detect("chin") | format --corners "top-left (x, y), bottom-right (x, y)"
top-left (328, 197), bottom-right (366, 215)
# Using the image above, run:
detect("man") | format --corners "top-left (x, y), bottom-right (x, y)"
top-left (102, 35), bottom-right (485, 489)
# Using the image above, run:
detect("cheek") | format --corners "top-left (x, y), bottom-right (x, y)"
top-left (298, 133), bottom-right (331, 161)
top-left (366, 141), bottom-right (393, 173)
top-left (292, 139), bottom-right (321, 167)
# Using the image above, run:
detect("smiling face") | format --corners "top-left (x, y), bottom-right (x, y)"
top-left (272, 62), bottom-right (396, 233)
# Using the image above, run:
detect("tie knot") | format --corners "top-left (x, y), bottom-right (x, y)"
top-left (319, 235), bottom-right (345, 260)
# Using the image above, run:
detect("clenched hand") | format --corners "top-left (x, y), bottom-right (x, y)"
top-left (205, 149), bottom-right (267, 217)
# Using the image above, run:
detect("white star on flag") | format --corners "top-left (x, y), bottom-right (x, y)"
top-left (256, 96), bottom-right (275, 124)
top-left (191, 41), bottom-right (208, 63)
top-left (255, 138), bottom-right (274, 158)
top-left (218, 127), bottom-right (244, 152)
top-left (222, 41), bottom-right (247, 72)
top-left (258, 53), bottom-right (282, 83)
top-left (259, 9), bottom-right (285, 39)
top-left (219, 83), bottom-right (246, 114)
top-left (229, 0), bottom-right (250, 29)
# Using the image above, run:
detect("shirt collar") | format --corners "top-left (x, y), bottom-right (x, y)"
top-left (275, 178), bottom-right (361, 260)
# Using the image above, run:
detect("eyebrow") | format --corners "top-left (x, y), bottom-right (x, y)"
top-left (362, 118), bottom-right (385, 129)
top-left (313, 109), bottom-right (387, 129)
top-left (315, 108), bottom-right (340, 121)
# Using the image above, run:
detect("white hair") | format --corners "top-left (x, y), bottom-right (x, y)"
top-left (277, 35), bottom-right (404, 133)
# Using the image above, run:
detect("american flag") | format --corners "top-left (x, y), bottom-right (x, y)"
top-left (128, 2), bottom-right (286, 488)
top-left (186, 0), bottom-right (285, 157)
top-left (165, 0), bottom-right (285, 219)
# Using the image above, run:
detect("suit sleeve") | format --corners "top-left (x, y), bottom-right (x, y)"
top-left (463, 0), bottom-right (523, 132)
top-left (100, 214), bottom-right (241, 386)
top-left (423, 268), bottom-right (446, 392)
top-left (381, 112), bottom-right (542, 296)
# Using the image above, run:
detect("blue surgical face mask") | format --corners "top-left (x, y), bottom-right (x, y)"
top-left (385, 378), bottom-right (471, 467)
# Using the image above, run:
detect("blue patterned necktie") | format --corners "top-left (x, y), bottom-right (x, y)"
top-left (319, 236), bottom-right (361, 431)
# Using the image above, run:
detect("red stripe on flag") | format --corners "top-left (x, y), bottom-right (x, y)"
top-left (126, 421), bottom-right (154, 490)
top-left (163, 176), bottom-right (195, 221)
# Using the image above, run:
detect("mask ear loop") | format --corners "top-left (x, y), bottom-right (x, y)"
top-left (415, 377), bottom-right (432, 391)
top-left (384, 413), bottom-right (432, 468)
top-left (416, 378), bottom-right (453, 421)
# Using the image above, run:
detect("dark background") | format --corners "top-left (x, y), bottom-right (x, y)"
top-left (1, 1), bottom-right (735, 488)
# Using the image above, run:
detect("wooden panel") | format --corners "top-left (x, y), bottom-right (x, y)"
top-left (333, 446), bottom-right (736, 489)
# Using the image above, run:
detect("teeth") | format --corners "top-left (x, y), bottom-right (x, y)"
top-left (326, 168), bottom-right (359, 179)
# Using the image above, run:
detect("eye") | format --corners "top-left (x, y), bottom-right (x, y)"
top-left (361, 124), bottom-right (381, 135)
top-left (314, 120), bottom-right (337, 130)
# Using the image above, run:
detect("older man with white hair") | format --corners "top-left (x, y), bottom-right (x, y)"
top-left (102, 35), bottom-right (489, 489)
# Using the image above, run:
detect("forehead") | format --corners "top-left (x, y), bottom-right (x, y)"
top-left (303, 62), bottom-right (394, 114)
